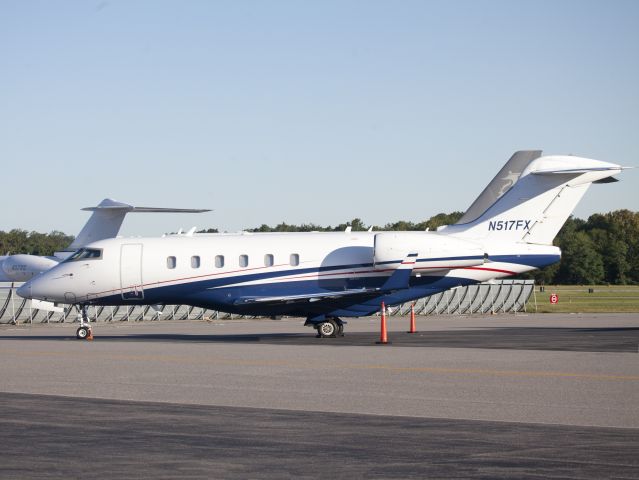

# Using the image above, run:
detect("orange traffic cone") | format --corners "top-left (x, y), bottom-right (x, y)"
top-left (87, 329), bottom-right (94, 341)
top-left (376, 302), bottom-right (390, 345)
top-left (407, 303), bottom-right (417, 334)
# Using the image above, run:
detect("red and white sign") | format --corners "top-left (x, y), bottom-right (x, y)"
top-left (549, 293), bottom-right (559, 304)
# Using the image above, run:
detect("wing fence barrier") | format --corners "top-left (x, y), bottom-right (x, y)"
top-left (0, 280), bottom-right (535, 324)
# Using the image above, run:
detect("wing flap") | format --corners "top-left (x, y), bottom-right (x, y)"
top-left (234, 253), bottom-right (418, 306)
top-left (234, 288), bottom-right (380, 306)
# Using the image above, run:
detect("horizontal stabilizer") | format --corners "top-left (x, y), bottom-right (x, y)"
top-left (531, 166), bottom-right (624, 175)
top-left (69, 198), bottom-right (210, 250)
top-left (82, 198), bottom-right (210, 213)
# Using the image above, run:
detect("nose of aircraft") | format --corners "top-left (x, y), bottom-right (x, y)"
top-left (17, 275), bottom-right (51, 301)
top-left (16, 280), bottom-right (33, 299)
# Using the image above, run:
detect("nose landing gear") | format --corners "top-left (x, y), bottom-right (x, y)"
top-left (75, 305), bottom-right (93, 340)
top-left (76, 325), bottom-right (91, 339)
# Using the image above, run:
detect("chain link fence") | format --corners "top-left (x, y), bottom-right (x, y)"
top-left (0, 280), bottom-right (535, 324)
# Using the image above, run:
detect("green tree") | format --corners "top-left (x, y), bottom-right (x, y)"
top-left (196, 209), bottom-right (639, 285)
top-left (0, 229), bottom-right (74, 256)
top-left (556, 231), bottom-right (604, 284)
top-left (424, 212), bottom-right (464, 230)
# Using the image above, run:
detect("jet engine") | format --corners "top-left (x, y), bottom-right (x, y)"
top-left (373, 232), bottom-right (485, 271)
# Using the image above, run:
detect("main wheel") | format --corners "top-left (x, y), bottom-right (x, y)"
top-left (317, 320), bottom-right (337, 338)
top-left (76, 326), bottom-right (90, 340)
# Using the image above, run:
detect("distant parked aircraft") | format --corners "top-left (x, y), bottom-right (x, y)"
top-left (18, 151), bottom-right (626, 340)
top-left (0, 198), bottom-right (209, 282)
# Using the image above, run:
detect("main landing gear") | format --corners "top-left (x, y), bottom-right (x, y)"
top-left (75, 305), bottom-right (92, 340)
top-left (310, 317), bottom-right (345, 338)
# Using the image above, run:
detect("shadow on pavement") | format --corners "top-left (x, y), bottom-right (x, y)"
top-left (1, 327), bottom-right (638, 352)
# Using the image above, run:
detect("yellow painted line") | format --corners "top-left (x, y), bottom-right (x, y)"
top-left (350, 364), bottom-right (639, 381)
top-left (3, 348), bottom-right (639, 382)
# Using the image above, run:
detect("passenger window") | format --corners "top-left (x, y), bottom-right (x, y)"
top-left (191, 256), bottom-right (200, 268)
top-left (290, 253), bottom-right (299, 266)
top-left (239, 254), bottom-right (248, 268)
top-left (264, 254), bottom-right (274, 267)
top-left (167, 256), bottom-right (176, 269)
top-left (215, 255), bottom-right (224, 268)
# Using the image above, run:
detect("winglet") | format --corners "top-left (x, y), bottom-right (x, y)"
top-left (380, 252), bottom-right (417, 291)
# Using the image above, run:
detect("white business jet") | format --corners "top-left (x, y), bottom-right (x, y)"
top-left (17, 151), bottom-right (626, 339)
top-left (1, 198), bottom-right (209, 282)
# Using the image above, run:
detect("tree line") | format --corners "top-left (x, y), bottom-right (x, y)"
top-left (0, 230), bottom-right (74, 257)
top-left (524, 209), bottom-right (639, 285)
top-left (1, 210), bottom-right (636, 285)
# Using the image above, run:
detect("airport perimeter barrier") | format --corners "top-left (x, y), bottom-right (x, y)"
top-left (0, 280), bottom-right (535, 324)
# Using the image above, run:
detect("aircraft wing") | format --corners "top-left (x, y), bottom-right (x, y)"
top-left (233, 288), bottom-right (380, 306)
top-left (234, 253), bottom-right (418, 306)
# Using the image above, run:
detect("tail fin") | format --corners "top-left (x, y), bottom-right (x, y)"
top-left (439, 152), bottom-right (624, 245)
top-left (65, 199), bottom-right (210, 250)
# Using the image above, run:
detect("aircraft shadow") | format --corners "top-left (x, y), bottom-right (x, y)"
top-left (0, 326), bottom-right (638, 352)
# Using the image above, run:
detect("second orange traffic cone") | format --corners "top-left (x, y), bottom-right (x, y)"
top-left (407, 303), bottom-right (417, 334)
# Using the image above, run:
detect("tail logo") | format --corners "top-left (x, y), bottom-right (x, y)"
top-left (496, 170), bottom-right (520, 195)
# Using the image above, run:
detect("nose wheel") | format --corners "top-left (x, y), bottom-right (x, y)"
top-left (76, 326), bottom-right (91, 339)
top-left (75, 305), bottom-right (93, 340)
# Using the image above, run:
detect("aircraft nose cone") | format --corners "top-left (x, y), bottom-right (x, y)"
top-left (17, 276), bottom-right (48, 300)
top-left (16, 272), bottom-right (70, 303)
top-left (16, 282), bottom-right (32, 299)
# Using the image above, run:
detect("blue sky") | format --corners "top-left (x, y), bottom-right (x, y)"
top-left (1, 0), bottom-right (637, 236)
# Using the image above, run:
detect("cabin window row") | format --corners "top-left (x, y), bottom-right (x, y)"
top-left (166, 254), bottom-right (300, 269)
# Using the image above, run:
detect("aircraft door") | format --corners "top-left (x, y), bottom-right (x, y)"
top-left (120, 243), bottom-right (144, 300)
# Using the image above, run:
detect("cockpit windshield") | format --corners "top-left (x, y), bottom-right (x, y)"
top-left (65, 248), bottom-right (103, 262)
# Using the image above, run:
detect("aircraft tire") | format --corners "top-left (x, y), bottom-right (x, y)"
top-left (76, 326), bottom-right (90, 340)
top-left (317, 320), bottom-right (337, 338)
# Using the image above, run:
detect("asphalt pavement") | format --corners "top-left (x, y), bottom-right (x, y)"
top-left (1, 313), bottom-right (637, 478)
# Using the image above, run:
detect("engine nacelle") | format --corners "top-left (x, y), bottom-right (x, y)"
top-left (373, 232), bottom-right (485, 271)
top-left (0, 254), bottom-right (60, 282)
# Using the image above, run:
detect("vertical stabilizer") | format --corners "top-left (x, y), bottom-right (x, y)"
top-left (457, 150), bottom-right (542, 224)
top-left (68, 199), bottom-right (134, 250)
top-left (440, 154), bottom-right (623, 245)
top-left (66, 199), bottom-right (210, 250)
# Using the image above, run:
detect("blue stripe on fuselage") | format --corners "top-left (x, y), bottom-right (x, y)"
top-left (487, 254), bottom-right (559, 269)
top-left (95, 272), bottom-right (471, 317)
top-left (93, 253), bottom-right (558, 316)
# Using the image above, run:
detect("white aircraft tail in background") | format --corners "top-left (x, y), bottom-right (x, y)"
top-left (67, 198), bottom-right (210, 252)
top-left (0, 199), bottom-right (210, 283)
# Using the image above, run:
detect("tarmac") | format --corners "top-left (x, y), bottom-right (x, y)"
top-left (1, 313), bottom-right (638, 478)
